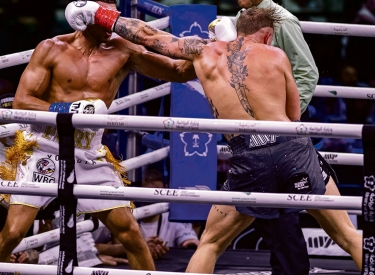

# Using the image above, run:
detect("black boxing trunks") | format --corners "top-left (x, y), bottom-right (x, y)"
top-left (221, 134), bottom-right (326, 219)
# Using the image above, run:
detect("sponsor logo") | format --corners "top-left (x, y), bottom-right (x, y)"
top-left (74, 0), bottom-right (87, 7)
top-left (33, 158), bottom-right (56, 183)
top-left (364, 236), bottom-right (375, 253)
top-left (249, 134), bottom-right (278, 148)
top-left (1, 110), bottom-right (12, 119)
top-left (176, 120), bottom-right (199, 130)
top-left (163, 118), bottom-right (174, 129)
top-left (180, 22), bottom-right (209, 39)
top-left (294, 177), bottom-right (310, 190)
top-left (83, 104), bottom-right (95, 114)
top-left (329, 91), bottom-right (337, 96)
top-left (154, 189), bottom-right (179, 196)
top-left (91, 270), bottom-right (109, 275)
top-left (367, 94), bottom-right (375, 99)
top-left (296, 124), bottom-right (308, 134)
top-left (324, 154), bottom-right (338, 160)
top-left (65, 260), bottom-right (73, 274)
top-left (287, 194), bottom-right (312, 201)
top-left (364, 175), bottom-right (375, 192)
top-left (180, 132), bottom-right (212, 157)
top-left (0, 181), bottom-right (19, 187)
top-left (18, 50), bottom-right (33, 60)
top-left (333, 26), bottom-right (348, 35)
top-left (307, 235), bottom-right (336, 249)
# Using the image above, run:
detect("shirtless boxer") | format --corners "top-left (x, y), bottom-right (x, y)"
top-left (65, 2), bottom-right (363, 271)
top-left (0, 0), bottom-right (196, 270)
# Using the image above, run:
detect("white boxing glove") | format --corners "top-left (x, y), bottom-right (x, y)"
top-left (49, 99), bottom-right (108, 115)
top-left (208, 17), bottom-right (237, 42)
top-left (65, 0), bottom-right (120, 31)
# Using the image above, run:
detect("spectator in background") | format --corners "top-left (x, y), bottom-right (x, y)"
top-left (342, 0), bottom-right (375, 87)
top-left (340, 65), bottom-right (374, 125)
top-left (139, 169), bottom-right (199, 259)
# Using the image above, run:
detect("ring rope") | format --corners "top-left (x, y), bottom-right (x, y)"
top-left (0, 182), bottom-right (362, 210)
top-left (217, 145), bottom-right (364, 166)
top-left (120, 146), bottom-right (169, 170)
top-left (108, 82), bottom-right (171, 113)
top-left (12, 203), bottom-right (169, 253)
top-left (223, 15), bottom-right (375, 37)
top-left (0, 110), bottom-right (363, 139)
top-left (0, 263), bottom-right (210, 275)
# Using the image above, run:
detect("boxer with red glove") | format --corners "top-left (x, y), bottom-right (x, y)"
top-left (65, 0), bottom-right (120, 31)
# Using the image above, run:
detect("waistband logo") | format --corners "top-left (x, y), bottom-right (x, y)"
top-left (33, 158), bottom-right (56, 183)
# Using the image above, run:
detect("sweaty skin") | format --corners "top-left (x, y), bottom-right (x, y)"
top-left (107, 15), bottom-right (363, 273)
top-left (112, 18), bottom-right (300, 140)
top-left (13, 4), bottom-right (195, 111)
top-left (1, 1), bottom-right (196, 269)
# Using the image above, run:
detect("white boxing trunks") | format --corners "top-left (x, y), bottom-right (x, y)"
top-left (0, 122), bottom-right (132, 215)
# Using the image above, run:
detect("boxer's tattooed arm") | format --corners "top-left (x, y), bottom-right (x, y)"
top-left (153, 40), bottom-right (168, 51)
top-left (145, 25), bottom-right (158, 34)
top-left (178, 38), bottom-right (207, 56)
top-left (207, 97), bottom-right (219, 118)
top-left (213, 205), bottom-right (228, 217)
top-left (226, 38), bottom-right (254, 117)
top-left (116, 23), bottom-right (145, 44)
top-left (128, 19), bottom-right (140, 27)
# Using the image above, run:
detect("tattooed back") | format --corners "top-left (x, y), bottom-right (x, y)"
top-left (192, 37), bottom-right (301, 126)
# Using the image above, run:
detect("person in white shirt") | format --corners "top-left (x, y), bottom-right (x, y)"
top-left (139, 169), bottom-right (199, 259)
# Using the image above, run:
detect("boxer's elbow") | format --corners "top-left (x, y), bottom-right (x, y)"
top-left (174, 60), bottom-right (197, 82)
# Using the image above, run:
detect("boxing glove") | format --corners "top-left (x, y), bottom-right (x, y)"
top-left (49, 99), bottom-right (108, 115)
top-left (208, 17), bottom-right (237, 42)
top-left (65, 1), bottom-right (120, 31)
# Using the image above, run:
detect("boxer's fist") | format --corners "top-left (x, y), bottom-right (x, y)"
top-left (65, 1), bottom-right (99, 31)
top-left (49, 99), bottom-right (108, 115)
top-left (208, 17), bottom-right (237, 42)
top-left (65, 1), bottom-right (120, 31)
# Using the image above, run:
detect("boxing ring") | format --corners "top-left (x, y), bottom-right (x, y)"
top-left (1, 0), bottom-right (375, 275)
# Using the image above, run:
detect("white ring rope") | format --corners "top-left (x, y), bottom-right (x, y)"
top-left (0, 109), bottom-right (363, 139)
top-left (315, 85), bottom-right (375, 99)
top-left (12, 202), bottom-right (169, 253)
top-left (0, 123), bottom-right (28, 138)
top-left (0, 49), bottom-right (34, 69)
top-left (120, 146), bottom-right (170, 170)
top-left (0, 182), bottom-right (362, 210)
top-left (108, 82), bottom-right (171, 113)
top-left (225, 16), bottom-right (375, 37)
top-left (0, 263), bottom-right (211, 275)
top-left (300, 21), bottom-right (375, 37)
top-left (217, 145), bottom-right (364, 166)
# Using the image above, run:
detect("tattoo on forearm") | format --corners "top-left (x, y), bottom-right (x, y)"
top-left (153, 39), bottom-right (168, 51)
top-left (171, 37), bottom-right (179, 43)
top-left (213, 205), bottom-right (228, 217)
top-left (116, 22), bottom-right (145, 44)
top-left (226, 37), bottom-right (254, 117)
top-left (145, 25), bottom-right (158, 34)
top-left (208, 98), bottom-right (219, 118)
top-left (128, 19), bottom-right (140, 27)
top-left (178, 38), bottom-right (207, 56)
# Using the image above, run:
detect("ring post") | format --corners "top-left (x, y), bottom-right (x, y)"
top-left (361, 125), bottom-right (375, 274)
top-left (56, 113), bottom-right (78, 275)
top-left (168, 4), bottom-right (217, 222)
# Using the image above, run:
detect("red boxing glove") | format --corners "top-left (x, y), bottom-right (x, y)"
top-left (95, 6), bottom-right (120, 30)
